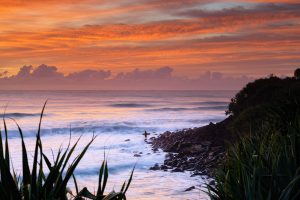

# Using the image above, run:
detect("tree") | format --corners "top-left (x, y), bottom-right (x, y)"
top-left (294, 68), bottom-right (300, 79)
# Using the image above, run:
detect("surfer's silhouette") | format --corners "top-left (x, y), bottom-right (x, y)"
top-left (143, 130), bottom-right (150, 139)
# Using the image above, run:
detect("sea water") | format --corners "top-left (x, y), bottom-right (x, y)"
top-left (0, 90), bottom-right (235, 200)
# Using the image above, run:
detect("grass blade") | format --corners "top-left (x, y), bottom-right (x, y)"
top-left (3, 118), bottom-right (10, 169)
top-left (54, 135), bottom-right (96, 198)
top-left (31, 100), bottom-right (47, 196)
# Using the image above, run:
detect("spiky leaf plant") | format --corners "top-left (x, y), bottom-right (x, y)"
top-left (208, 116), bottom-right (300, 200)
top-left (0, 102), bottom-right (133, 200)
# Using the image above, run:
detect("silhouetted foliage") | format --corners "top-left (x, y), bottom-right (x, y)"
top-left (226, 75), bottom-right (300, 132)
top-left (295, 68), bottom-right (300, 79)
top-left (209, 117), bottom-right (300, 200)
top-left (210, 70), bottom-right (300, 200)
top-left (0, 103), bottom-right (134, 200)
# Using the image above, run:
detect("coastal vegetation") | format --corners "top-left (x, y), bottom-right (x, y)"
top-left (227, 74), bottom-right (300, 133)
top-left (209, 69), bottom-right (300, 199)
top-left (0, 103), bottom-right (133, 200)
top-left (150, 69), bottom-right (300, 200)
top-left (209, 118), bottom-right (300, 199)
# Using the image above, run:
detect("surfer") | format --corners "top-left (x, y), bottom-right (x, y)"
top-left (143, 131), bottom-right (150, 139)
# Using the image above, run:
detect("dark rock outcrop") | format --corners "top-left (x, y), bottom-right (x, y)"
top-left (149, 117), bottom-right (236, 177)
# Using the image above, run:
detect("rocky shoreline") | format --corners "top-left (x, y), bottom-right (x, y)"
top-left (149, 117), bottom-right (235, 177)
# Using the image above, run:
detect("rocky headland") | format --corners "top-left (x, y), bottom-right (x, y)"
top-left (149, 116), bottom-right (236, 177)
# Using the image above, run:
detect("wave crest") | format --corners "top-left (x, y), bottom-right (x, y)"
top-left (147, 105), bottom-right (227, 112)
top-left (1, 113), bottom-right (41, 118)
top-left (109, 103), bottom-right (152, 108)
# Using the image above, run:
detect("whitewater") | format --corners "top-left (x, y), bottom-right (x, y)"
top-left (0, 90), bottom-right (235, 199)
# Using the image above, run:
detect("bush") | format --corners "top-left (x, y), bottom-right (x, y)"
top-left (294, 68), bottom-right (300, 79)
top-left (226, 76), bottom-right (300, 133)
top-left (210, 72), bottom-right (300, 200)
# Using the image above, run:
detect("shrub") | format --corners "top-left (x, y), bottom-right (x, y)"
top-left (226, 75), bottom-right (300, 133)
top-left (294, 68), bottom-right (300, 79)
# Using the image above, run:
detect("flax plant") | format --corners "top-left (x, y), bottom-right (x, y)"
top-left (0, 102), bottom-right (133, 200)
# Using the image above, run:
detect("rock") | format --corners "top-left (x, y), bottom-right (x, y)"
top-left (134, 154), bottom-right (141, 157)
top-left (164, 159), bottom-right (177, 166)
top-left (185, 166), bottom-right (195, 171)
top-left (208, 152), bottom-right (215, 159)
top-left (209, 180), bottom-right (216, 186)
top-left (149, 163), bottom-right (160, 170)
top-left (152, 148), bottom-right (159, 152)
top-left (184, 186), bottom-right (195, 192)
top-left (190, 144), bottom-right (203, 152)
top-left (171, 167), bottom-right (184, 172)
top-left (201, 141), bottom-right (212, 146)
top-left (166, 153), bottom-right (174, 158)
top-left (166, 141), bottom-right (180, 152)
top-left (178, 142), bottom-right (193, 150)
top-left (149, 117), bottom-right (233, 177)
top-left (124, 139), bottom-right (130, 142)
top-left (160, 165), bottom-right (170, 170)
top-left (190, 171), bottom-right (202, 177)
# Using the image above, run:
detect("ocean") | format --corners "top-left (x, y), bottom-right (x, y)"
top-left (0, 90), bottom-right (235, 200)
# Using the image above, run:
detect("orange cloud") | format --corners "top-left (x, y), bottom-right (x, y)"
top-left (0, 1), bottom-right (299, 79)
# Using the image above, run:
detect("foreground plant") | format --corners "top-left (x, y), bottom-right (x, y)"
top-left (0, 102), bottom-right (133, 200)
top-left (208, 118), bottom-right (300, 200)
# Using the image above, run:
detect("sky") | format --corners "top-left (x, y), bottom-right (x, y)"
top-left (0, 0), bottom-right (299, 89)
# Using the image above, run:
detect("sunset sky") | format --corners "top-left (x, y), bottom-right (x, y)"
top-left (0, 0), bottom-right (299, 89)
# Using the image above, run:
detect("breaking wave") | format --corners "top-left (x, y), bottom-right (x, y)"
top-left (109, 103), bottom-right (153, 108)
top-left (1, 113), bottom-right (41, 118)
top-left (146, 105), bottom-right (227, 112)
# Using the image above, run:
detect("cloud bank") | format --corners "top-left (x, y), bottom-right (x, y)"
top-left (0, 1), bottom-right (299, 77)
top-left (0, 64), bottom-right (254, 90)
